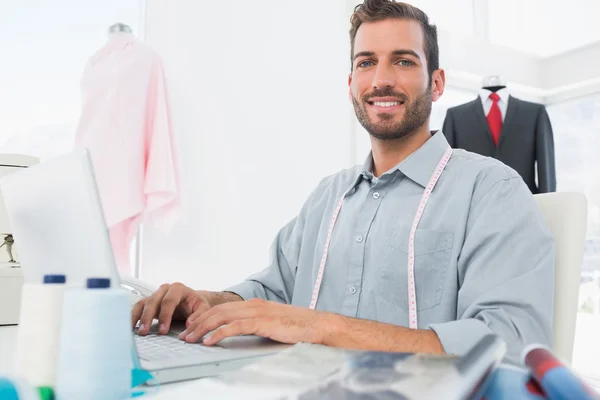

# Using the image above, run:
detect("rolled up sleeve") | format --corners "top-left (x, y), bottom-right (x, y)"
top-left (430, 175), bottom-right (555, 365)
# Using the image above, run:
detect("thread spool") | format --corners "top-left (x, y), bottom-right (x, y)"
top-left (37, 387), bottom-right (54, 400)
top-left (55, 277), bottom-right (131, 400)
top-left (15, 274), bottom-right (67, 388)
top-left (0, 375), bottom-right (41, 400)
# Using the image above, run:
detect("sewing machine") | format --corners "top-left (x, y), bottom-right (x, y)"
top-left (0, 154), bottom-right (39, 325)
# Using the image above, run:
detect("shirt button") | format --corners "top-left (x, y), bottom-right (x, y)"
top-left (372, 192), bottom-right (380, 199)
top-left (349, 286), bottom-right (357, 294)
top-left (356, 235), bottom-right (363, 243)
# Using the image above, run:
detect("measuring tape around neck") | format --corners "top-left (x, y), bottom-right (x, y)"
top-left (309, 146), bottom-right (452, 330)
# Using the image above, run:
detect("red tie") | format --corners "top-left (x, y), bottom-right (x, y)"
top-left (487, 92), bottom-right (502, 146)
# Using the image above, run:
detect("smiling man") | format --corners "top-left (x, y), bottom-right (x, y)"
top-left (132, 0), bottom-right (555, 364)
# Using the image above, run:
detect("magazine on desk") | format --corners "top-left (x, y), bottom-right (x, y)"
top-left (217, 334), bottom-right (506, 400)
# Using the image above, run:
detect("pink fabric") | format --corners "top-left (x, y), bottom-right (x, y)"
top-left (74, 33), bottom-right (182, 274)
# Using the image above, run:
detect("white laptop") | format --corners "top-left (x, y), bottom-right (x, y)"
top-left (0, 148), bottom-right (289, 384)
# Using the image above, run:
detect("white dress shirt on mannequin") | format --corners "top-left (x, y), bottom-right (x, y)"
top-left (479, 88), bottom-right (509, 121)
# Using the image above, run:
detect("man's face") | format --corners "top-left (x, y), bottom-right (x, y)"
top-left (349, 18), bottom-right (444, 141)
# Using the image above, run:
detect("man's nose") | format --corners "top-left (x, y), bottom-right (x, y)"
top-left (372, 64), bottom-right (396, 89)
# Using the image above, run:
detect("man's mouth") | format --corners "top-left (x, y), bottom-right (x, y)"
top-left (367, 98), bottom-right (405, 111)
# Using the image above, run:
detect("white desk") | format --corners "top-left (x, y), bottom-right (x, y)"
top-left (4, 325), bottom-right (599, 398)
top-left (0, 326), bottom-right (296, 399)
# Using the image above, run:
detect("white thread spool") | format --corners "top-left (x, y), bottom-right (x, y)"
top-left (55, 277), bottom-right (131, 400)
top-left (15, 274), bottom-right (67, 388)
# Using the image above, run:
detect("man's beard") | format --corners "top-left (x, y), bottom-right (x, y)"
top-left (352, 86), bottom-right (432, 141)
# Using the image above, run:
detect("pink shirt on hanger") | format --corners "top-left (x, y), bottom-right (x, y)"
top-left (75, 33), bottom-right (182, 274)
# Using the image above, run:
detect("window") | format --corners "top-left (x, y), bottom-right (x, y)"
top-left (547, 94), bottom-right (600, 381)
top-left (0, 0), bottom-right (141, 160)
top-left (488, 0), bottom-right (600, 56)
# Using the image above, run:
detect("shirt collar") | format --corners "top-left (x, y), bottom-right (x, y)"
top-left (479, 87), bottom-right (509, 103)
top-left (355, 130), bottom-right (450, 189)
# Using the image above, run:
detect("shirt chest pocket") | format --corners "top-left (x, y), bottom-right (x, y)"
top-left (378, 227), bottom-right (454, 312)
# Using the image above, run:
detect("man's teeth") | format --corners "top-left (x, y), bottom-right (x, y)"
top-left (373, 101), bottom-right (401, 107)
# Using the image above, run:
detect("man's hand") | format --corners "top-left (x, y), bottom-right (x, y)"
top-left (132, 282), bottom-right (212, 335)
top-left (178, 298), bottom-right (337, 346)
top-left (132, 283), bottom-right (244, 336)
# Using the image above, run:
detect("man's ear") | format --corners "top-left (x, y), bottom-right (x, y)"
top-left (431, 69), bottom-right (446, 102)
top-left (348, 74), bottom-right (353, 101)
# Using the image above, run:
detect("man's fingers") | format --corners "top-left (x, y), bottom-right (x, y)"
top-left (181, 302), bottom-right (262, 341)
top-left (185, 303), bottom-right (211, 328)
top-left (181, 313), bottom-right (229, 342)
top-left (187, 302), bottom-right (230, 327)
top-left (189, 298), bottom-right (266, 327)
top-left (131, 298), bottom-right (147, 329)
top-left (196, 319), bottom-right (259, 345)
top-left (138, 284), bottom-right (170, 335)
top-left (157, 284), bottom-right (186, 334)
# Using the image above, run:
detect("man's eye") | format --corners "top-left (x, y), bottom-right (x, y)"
top-left (397, 60), bottom-right (414, 67)
top-left (358, 60), bottom-right (374, 68)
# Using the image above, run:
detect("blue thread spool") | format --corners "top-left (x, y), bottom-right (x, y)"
top-left (43, 275), bottom-right (66, 284)
top-left (0, 376), bottom-right (40, 400)
top-left (55, 277), bottom-right (131, 400)
top-left (0, 377), bottom-right (18, 400)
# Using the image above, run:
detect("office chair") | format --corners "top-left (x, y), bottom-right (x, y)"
top-left (533, 192), bottom-right (587, 365)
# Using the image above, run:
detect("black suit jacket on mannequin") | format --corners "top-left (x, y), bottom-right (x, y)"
top-left (442, 95), bottom-right (556, 194)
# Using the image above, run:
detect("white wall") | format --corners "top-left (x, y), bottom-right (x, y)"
top-left (141, 0), bottom-right (354, 290)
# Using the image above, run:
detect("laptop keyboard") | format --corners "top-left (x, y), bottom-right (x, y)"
top-left (135, 333), bottom-right (227, 362)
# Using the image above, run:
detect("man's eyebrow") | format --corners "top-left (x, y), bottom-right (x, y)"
top-left (353, 49), bottom-right (421, 62)
top-left (392, 49), bottom-right (421, 59)
top-left (353, 51), bottom-right (375, 61)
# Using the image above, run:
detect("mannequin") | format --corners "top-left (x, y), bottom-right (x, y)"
top-left (74, 23), bottom-right (182, 274)
top-left (481, 75), bottom-right (507, 93)
top-left (442, 78), bottom-right (557, 194)
top-left (108, 22), bottom-right (132, 35)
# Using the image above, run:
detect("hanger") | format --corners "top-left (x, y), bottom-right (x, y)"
top-left (108, 22), bottom-right (133, 35)
top-left (481, 75), bottom-right (506, 93)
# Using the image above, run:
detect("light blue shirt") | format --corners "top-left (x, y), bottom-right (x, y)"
top-left (227, 131), bottom-right (555, 364)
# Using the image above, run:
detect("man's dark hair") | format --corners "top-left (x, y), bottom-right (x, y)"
top-left (349, 0), bottom-right (439, 78)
